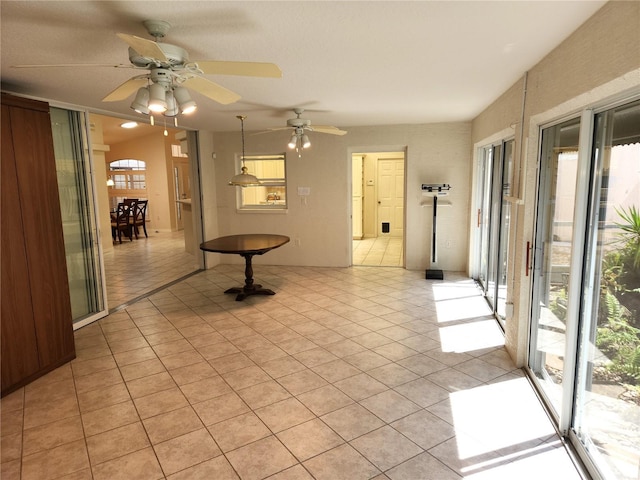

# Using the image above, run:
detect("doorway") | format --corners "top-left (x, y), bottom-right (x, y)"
top-left (352, 151), bottom-right (405, 266)
top-left (91, 113), bottom-right (201, 311)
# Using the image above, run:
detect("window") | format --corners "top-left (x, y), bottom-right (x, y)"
top-left (107, 159), bottom-right (147, 210)
top-left (171, 144), bottom-right (188, 158)
top-left (237, 154), bottom-right (287, 210)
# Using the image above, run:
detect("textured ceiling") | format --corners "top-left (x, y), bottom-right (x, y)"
top-left (1, 1), bottom-right (607, 134)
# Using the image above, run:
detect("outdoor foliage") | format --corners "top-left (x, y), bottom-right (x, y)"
top-left (615, 205), bottom-right (640, 269)
top-left (597, 292), bottom-right (640, 383)
top-left (596, 206), bottom-right (640, 388)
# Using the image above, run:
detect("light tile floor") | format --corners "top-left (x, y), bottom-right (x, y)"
top-left (104, 231), bottom-right (200, 310)
top-left (353, 237), bottom-right (403, 267)
top-left (1, 267), bottom-right (586, 479)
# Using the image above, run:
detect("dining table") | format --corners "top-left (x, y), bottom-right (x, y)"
top-left (200, 234), bottom-right (290, 301)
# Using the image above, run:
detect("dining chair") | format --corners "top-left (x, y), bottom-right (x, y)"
top-left (111, 202), bottom-right (133, 243)
top-left (123, 198), bottom-right (138, 207)
top-left (130, 200), bottom-right (148, 238)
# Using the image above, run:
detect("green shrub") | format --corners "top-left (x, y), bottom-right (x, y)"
top-left (596, 291), bottom-right (640, 382)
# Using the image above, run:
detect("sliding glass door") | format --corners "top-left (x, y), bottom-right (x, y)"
top-left (529, 116), bottom-right (581, 417)
top-left (50, 107), bottom-right (108, 326)
top-left (529, 99), bottom-right (640, 479)
top-left (477, 139), bottom-right (514, 325)
top-left (573, 100), bottom-right (640, 480)
top-left (477, 145), bottom-right (493, 292)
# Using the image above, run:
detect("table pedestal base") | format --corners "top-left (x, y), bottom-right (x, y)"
top-left (224, 285), bottom-right (276, 301)
top-left (224, 252), bottom-right (276, 301)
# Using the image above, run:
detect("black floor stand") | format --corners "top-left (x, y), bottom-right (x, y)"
top-left (425, 269), bottom-right (444, 280)
top-left (425, 194), bottom-right (444, 281)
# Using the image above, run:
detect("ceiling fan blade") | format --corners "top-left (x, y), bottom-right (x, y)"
top-left (102, 77), bottom-right (148, 102)
top-left (116, 33), bottom-right (168, 62)
top-left (12, 63), bottom-right (133, 69)
top-left (311, 125), bottom-right (348, 135)
top-left (252, 127), bottom-right (293, 135)
top-left (181, 76), bottom-right (241, 105)
top-left (195, 61), bottom-right (282, 78)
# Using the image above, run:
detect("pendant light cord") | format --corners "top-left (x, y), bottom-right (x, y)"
top-left (237, 115), bottom-right (246, 167)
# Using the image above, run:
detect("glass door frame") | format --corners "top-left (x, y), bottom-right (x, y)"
top-left (50, 104), bottom-right (110, 329)
top-left (75, 108), bottom-right (110, 329)
top-left (476, 144), bottom-right (493, 292)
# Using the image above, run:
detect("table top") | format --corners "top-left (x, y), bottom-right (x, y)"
top-left (200, 234), bottom-right (290, 255)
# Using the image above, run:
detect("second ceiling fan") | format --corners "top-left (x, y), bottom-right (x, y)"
top-left (257, 108), bottom-right (347, 155)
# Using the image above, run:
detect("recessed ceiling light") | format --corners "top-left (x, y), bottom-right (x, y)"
top-left (120, 121), bottom-right (138, 129)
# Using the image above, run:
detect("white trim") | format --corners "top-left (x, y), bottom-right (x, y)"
top-left (558, 109), bottom-right (594, 435)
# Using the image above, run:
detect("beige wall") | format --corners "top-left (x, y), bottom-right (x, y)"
top-left (204, 122), bottom-right (471, 271)
top-left (470, 0), bottom-right (640, 365)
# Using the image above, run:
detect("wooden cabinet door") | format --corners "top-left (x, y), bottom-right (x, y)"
top-left (9, 101), bottom-right (75, 367)
top-left (1, 94), bottom-right (75, 395)
top-left (1, 104), bottom-right (41, 391)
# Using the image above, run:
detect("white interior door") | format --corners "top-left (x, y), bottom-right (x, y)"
top-left (377, 158), bottom-right (404, 237)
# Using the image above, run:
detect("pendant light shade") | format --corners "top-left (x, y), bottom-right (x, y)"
top-left (164, 90), bottom-right (179, 117)
top-left (229, 115), bottom-right (261, 187)
top-left (131, 87), bottom-right (150, 115)
top-left (173, 86), bottom-right (197, 114)
top-left (147, 83), bottom-right (167, 113)
top-left (229, 166), bottom-right (260, 186)
top-left (288, 133), bottom-right (298, 149)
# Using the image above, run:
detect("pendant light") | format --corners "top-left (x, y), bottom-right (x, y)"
top-left (229, 115), bottom-right (261, 187)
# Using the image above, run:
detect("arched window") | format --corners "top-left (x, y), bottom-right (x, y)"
top-left (107, 159), bottom-right (147, 209)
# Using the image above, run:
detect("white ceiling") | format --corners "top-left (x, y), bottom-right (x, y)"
top-left (1, 1), bottom-right (607, 134)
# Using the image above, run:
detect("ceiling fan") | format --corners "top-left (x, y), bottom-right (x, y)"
top-left (13, 19), bottom-right (281, 116)
top-left (257, 108), bottom-right (347, 154)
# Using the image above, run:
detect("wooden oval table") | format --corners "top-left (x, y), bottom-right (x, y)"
top-left (200, 234), bottom-right (290, 301)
